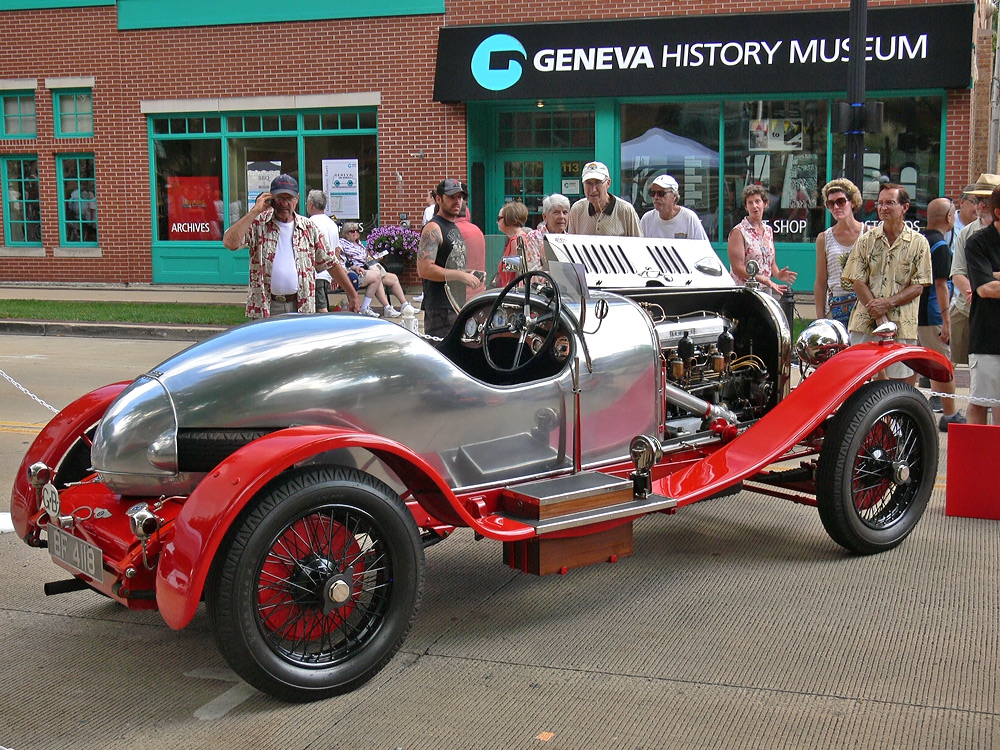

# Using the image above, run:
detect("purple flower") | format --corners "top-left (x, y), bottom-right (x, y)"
top-left (366, 224), bottom-right (420, 261)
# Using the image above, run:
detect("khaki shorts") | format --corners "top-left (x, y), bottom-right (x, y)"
top-left (917, 324), bottom-right (951, 359)
top-left (850, 331), bottom-right (917, 379)
top-left (950, 307), bottom-right (969, 365)
top-left (969, 354), bottom-right (1000, 407)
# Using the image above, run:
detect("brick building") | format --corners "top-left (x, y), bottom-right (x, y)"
top-left (0, 0), bottom-right (988, 290)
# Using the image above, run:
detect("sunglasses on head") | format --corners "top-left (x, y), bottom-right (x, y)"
top-left (825, 196), bottom-right (849, 209)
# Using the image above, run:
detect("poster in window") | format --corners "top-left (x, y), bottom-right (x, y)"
top-left (322, 159), bottom-right (360, 219)
top-left (167, 176), bottom-right (221, 240)
top-left (247, 161), bottom-right (281, 208)
top-left (749, 119), bottom-right (803, 152)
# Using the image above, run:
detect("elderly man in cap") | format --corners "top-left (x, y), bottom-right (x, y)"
top-left (417, 178), bottom-right (483, 338)
top-left (224, 173), bottom-right (359, 319)
top-left (639, 174), bottom-right (708, 240)
top-left (568, 161), bottom-right (642, 237)
top-left (950, 173), bottom-right (1000, 366)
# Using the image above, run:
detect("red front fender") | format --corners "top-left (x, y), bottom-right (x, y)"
top-left (658, 342), bottom-right (950, 504)
top-left (154, 426), bottom-right (532, 631)
top-left (9, 381), bottom-right (129, 541)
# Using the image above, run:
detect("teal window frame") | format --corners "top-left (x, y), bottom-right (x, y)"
top-left (1, 92), bottom-right (37, 139)
top-left (148, 107), bottom-right (378, 285)
top-left (1, 155), bottom-right (42, 246)
top-left (53, 89), bottom-right (93, 138)
top-left (57, 153), bottom-right (99, 246)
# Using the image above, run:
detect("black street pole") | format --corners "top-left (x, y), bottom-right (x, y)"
top-left (845, 0), bottom-right (867, 190)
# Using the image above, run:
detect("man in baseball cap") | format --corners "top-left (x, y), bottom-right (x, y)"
top-left (417, 178), bottom-right (482, 337)
top-left (639, 173), bottom-right (708, 241)
top-left (568, 161), bottom-right (642, 237)
top-left (223, 173), bottom-right (358, 318)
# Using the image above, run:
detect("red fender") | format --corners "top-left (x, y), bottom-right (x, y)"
top-left (658, 342), bottom-right (951, 505)
top-left (9, 381), bottom-right (129, 540)
top-left (155, 425), bottom-right (533, 630)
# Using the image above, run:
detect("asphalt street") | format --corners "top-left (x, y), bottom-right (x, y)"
top-left (1, 333), bottom-right (997, 750)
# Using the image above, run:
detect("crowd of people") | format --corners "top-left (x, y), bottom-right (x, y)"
top-left (224, 165), bottom-right (1000, 427)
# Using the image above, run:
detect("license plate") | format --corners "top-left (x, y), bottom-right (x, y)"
top-left (48, 525), bottom-right (104, 583)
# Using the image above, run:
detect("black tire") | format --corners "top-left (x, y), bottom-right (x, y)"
top-left (205, 466), bottom-right (424, 701)
top-left (816, 380), bottom-right (938, 555)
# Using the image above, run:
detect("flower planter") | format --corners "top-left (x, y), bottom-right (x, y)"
top-left (382, 253), bottom-right (405, 275)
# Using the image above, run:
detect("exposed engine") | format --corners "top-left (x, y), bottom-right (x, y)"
top-left (643, 304), bottom-right (774, 436)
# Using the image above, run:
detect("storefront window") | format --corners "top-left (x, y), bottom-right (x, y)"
top-left (723, 99), bottom-right (828, 244)
top-left (620, 102), bottom-right (721, 239)
top-left (831, 95), bottom-right (942, 228)
top-left (150, 110), bottom-right (378, 247)
top-left (154, 137), bottom-right (223, 242)
top-left (302, 135), bottom-right (378, 228)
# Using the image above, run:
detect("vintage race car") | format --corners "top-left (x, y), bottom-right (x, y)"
top-left (11, 234), bottom-right (952, 702)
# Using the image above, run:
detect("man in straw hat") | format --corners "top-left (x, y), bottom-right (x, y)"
top-left (950, 173), bottom-right (1000, 365)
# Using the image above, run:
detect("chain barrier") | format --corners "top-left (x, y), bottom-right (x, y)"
top-left (918, 387), bottom-right (1000, 407)
top-left (0, 368), bottom-right (59, 414)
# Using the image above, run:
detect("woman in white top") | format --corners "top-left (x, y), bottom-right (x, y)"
top-left (814, 178), bottom-right (864, 326)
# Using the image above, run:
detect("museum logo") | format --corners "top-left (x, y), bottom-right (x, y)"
top-left (471, 34), bottom-right (527, 91)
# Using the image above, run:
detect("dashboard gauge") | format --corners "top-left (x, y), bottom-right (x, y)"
top-left (464, 317), bottom-right (480, 339)
top-left (491, 310), bottom-right (507, 329)
top-left (553, 335), bottom-right (571, 360)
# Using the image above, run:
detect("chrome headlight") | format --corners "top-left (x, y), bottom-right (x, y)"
top-left (795, 319), bottom-right (850, 366)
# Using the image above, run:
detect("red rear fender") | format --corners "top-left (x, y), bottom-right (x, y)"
top-left (155, 426), bottom-right (533, 631)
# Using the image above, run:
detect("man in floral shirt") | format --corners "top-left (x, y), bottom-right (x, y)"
top-left (223, 174), bottom-right (358, 319)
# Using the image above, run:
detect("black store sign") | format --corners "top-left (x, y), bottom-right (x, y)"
top-left (434, 3), bottom-right (974, 102)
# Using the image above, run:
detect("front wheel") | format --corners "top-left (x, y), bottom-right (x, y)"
top-left (206, 467), bottom-right (424, 701)
top-left (816, 380), bottom-right (937, 555)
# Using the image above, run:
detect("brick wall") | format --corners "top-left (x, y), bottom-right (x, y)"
top-left (0, 0), bottom-right (979, 284)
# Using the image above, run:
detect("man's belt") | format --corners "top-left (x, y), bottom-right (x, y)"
top-left (271, 293), bottom-right (297, 303)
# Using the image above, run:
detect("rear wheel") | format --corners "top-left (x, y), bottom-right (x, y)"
top-left (206, 466), bottom-right (424, 701)
top-left (816, 380), bottom-right (937, 555)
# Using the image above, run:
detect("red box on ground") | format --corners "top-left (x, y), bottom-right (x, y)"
top-left (946, 423), bottom-right (1000, 520)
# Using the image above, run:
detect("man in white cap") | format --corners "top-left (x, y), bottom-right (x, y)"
top-left (639, 174), bottom-right (708, 240)
top-left (568, 161), bottom-right (642, 237)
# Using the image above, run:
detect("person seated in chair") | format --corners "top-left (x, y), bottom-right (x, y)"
top-left (339, 222), bottom-right (415, 318)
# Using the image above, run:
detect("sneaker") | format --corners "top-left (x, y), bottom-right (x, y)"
top-left (360, 307), bottom-right (380, 318)
top-left (413, 293), bottom-right (424, 304)
top-left (382, 306), bottom-right (402, 318)
top-left (939, 411), bottom-right (967, 432)
top-left (928, 395), bottom-right (943, 413)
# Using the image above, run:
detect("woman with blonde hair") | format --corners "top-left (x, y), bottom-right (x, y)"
top-left (814, 178), bottom-right (864, 325)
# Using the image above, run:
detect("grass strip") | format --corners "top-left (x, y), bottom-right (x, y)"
top-left (0, 299), bottom-right (246, 326)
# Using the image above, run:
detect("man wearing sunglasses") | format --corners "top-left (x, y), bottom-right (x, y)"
top-left (639, 174), bottom-right (708, 241)
top-left (841, 183), bottom-right (932, 384)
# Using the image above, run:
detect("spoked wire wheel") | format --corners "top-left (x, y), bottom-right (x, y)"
top-left (817, 380), bottom-right (937, 554)
top-left (207, 467), bottom-right (424, 701)
top-left (256, 504), bottom-right (388, 666)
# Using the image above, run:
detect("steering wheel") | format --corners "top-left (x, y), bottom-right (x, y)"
top-left (482, 271), bottom-right (562, 373)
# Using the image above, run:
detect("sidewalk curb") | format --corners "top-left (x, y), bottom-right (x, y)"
top-left (0, 319), bottom-right (228, 342)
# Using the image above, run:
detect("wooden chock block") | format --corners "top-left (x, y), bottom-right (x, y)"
top-left (946, 423), bottom-right (1000, 520)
